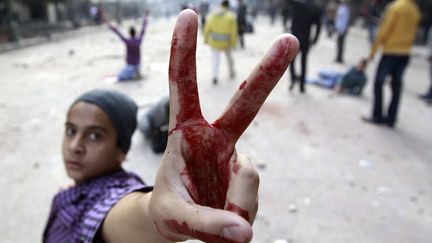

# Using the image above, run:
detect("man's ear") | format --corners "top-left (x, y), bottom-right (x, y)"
top-left (117, 149), bottom-right (126, 164)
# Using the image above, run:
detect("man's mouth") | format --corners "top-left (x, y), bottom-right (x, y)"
top-left (65, 160), bottom-right (83, 170)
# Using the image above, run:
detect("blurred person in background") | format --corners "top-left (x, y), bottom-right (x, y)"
top-left (365, 0), bottom-right (384, 44)
top-left (236, 0), bottom-right (247, 49)
top-left (362, 0), bottom-right (421, 127)
top-left (106, 11), bottom-right (148, 81)
top-left (325, 0), bottom-right (337, 38)
top-left (281, 0), bottom-right (292, 32)
top-left (335, 0), bottom-right (350, 63)
top-left (199, 0), bottom-right (210, 30)
top-left (204, 0), bottom-right (238, 85)
top-left (308, 58), bottom-right (368, 96)
top-left (421, 1), bottom-right (432, 44)
top-left (90, 2), bottom-right (104, 25)
top-left (268, 0), bottom-right (277, 25)
top-left (334, 58), bottom-right (368, 95)
top-left (288, 0), bottom-right (322, 93)
top-left (418, 30), bottom-right (432, 104)
top-left (139, 96), bottom-right (170, 154)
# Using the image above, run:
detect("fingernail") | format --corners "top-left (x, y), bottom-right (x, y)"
top-left (221, 225), bottom-right (249, 243)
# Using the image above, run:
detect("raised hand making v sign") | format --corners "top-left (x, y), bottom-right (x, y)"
top-left (149, 9), bottom-right (299, 243)
top-left (44, 9), bottom-right (299, 243)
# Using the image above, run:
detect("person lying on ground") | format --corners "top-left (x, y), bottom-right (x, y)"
top-left (138, 96), bottom-right (170, 154)
top-left (334, 58), bottom-right (368, 95)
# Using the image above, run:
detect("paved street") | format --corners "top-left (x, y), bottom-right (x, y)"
top-left (0, 15), bottom-right (431, 243)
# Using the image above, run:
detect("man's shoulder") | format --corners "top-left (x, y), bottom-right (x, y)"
top-left (45, 171), bottom-right (149, 243)
top-left (390, 0), bottom-right (413, 10)
top-left (391, 0), bottom-right (421, 18)
top-left (226, 10), bottom-right (236, 19)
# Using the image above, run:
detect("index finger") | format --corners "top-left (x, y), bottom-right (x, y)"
top-left (168, 10), bottom-right (203, 131)
top-left (213, 34), bottom-right (299, 140)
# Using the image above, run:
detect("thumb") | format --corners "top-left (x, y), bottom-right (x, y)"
top-left (151, 197), bottom-right (252, 243)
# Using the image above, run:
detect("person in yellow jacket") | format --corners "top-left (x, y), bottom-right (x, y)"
top-left (362, 0), bottom-right (421, 128)
top-left (204, 0), bottom-right (238, 85)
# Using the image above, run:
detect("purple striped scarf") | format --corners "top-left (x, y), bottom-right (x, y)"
top-left (43, 169), bottom-right (152, 243)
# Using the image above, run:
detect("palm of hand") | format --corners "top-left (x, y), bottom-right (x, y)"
top-left (173, 119), bottom-right (235, 209)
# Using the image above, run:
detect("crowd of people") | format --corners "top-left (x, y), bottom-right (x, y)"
top-left (40, 0), bottom-right (431, 242)
top-left (268, 0), bottom-right (427, 129)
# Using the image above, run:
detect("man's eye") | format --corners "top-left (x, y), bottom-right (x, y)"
top-left (89, 132), bottom-right (101, 141)
top-left (65, 127), bottom-right (75, 136)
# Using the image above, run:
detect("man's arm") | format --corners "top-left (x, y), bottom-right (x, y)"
top-left (312, 7), bottom-right (322, 45)
top-left (138, 12), bottom-right (149, 41)
top-left (101, 153), bottom-right (259, 243)
top-left (108, 23), bottom-right (127, 43)
top-left (370, 5), bottom-right (396, 58)
top-left (101, 192), bottom-right (171, 243)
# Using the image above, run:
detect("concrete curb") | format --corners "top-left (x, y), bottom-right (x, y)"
top-left (0, 25), bottom-right (103, 53)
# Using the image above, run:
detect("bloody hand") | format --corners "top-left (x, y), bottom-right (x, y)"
top-left (149, 10), bottom-right (299, 243)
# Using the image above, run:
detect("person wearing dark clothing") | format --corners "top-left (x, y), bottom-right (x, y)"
top-left (237, 0), bottom-right (247, 49)
top-left (363, 0), bottom-right (421, 128)
top-left (268, 0), bottom-right (277, 25)
top-left (107, 12), bottom-right (148, 81)
top-left (308, 59), bottom-right (367, 95)
top-left (325, 0), bottom-right (337, 37)
top-left (366, 0), bottom-right (384, 44)
top-left (199, 0), bottom-right (210, 29)
top-left (281, 1), bottom-right (292, 32)
top-left (139, 96), bottom-right (170, 153)
top-left (421, 2), bottom-right (432, 44)
top-left (288, 0), bottom-right (322, 93)
top-left (335, 59), bottom-right (368, 95)
top-left (419, 30), bottom-right (432, 104)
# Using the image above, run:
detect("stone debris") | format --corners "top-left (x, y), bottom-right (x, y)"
top-left (256, 160), bottom-right (267, 170)
top-left (359, 159), bottom-right (372, 168)
top-left (376, 186), bottom-right (391, 195)
top-left (370, 200), bottom-right (380, 208)
top-left (33, 162), bottom-right (40, 169)
top-left (273, 240), bottom-right (289, 243)
top-left (289, 204), bottom-right (298, 213)
top-left (12, 63), bottom-right (29, 69)
top-left (417, 208), bottom-right (425, 215)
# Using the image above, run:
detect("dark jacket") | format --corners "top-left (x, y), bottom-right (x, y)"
top-left (289, 0), bottom-right (322, 49)
top-left (237, 3), bottom-right (247, 34)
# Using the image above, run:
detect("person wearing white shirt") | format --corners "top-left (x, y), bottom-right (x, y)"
top-left (335, 0), bottom-right (350, 63)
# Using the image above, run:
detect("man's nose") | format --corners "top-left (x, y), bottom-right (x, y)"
top-left (69, 135), bottom-right (85, 155)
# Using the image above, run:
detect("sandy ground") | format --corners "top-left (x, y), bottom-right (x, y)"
top-left (0, 15), bottom-right (431, 243)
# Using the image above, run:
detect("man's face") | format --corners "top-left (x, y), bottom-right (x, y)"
top-left (357, 61), bottom-right (367, 71)
top-left (62, 101), bottom-right (125, 183)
